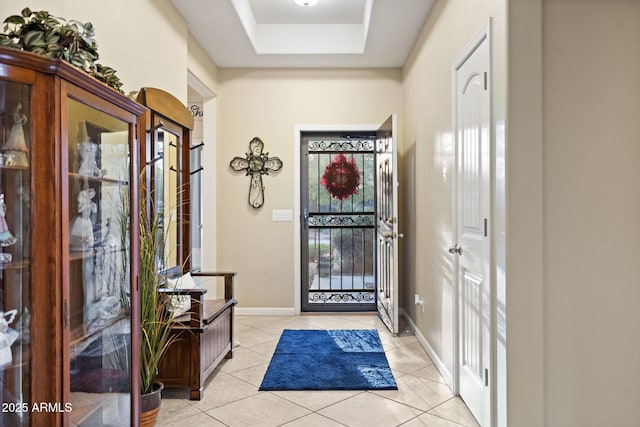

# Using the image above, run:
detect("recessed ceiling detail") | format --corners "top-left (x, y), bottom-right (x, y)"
top-left (232, 0), bottom-right (372, 55)
top-left (171, 0), bottom-right (435, 68)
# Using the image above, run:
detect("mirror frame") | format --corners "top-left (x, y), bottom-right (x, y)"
top-left (136, 87), bottom-right (194, 273)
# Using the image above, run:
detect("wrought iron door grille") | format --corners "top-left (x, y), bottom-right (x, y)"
top-left (303, 137), bottom-right (376, 309)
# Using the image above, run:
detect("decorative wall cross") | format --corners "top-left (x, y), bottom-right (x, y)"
top-left (230, 137), bottom-right (283, 209)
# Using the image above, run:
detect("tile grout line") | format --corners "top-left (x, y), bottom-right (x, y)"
top-left (159, 315), bottom-right (477, 426)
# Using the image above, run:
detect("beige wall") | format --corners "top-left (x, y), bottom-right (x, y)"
top-left (216, 68), bottom-right (402, 309)
top-left (187, 32), bottom-right (220, 96)
top-left (542, 0), bottom-right (640, 424)
top-left (0, 0), bottom-right (214, 103)
top-left (401, 0), bottom-right (507, 422)
top-left (506, 0), bottom-right (545, 424)
top-left (504, 0), bottom-right (640, 424)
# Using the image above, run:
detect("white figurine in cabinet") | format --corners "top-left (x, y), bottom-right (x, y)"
top-left (100, 217), bottom-right (121, 295)
top-left (2, 102), bottom-right (29, 167)
top-left (69, 189), bottom-right (96, 251)
top-left (0, 309), bottom-right (19, 366)
top-left (86, 218), bottom-right (122, 333)
top-left (78, 138), bottom-right (104, 177)
top-left (0, 193), bottom-right (17, 248)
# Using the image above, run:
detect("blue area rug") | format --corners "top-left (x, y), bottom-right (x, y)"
top-left (259, 329), bottom-right (398, 391)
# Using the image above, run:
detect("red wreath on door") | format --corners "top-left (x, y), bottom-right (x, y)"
top-left (320, 154), bottom-right (361, 200)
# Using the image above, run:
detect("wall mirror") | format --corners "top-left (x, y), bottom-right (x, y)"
top-left (136, 88), bottom-right (193, 272)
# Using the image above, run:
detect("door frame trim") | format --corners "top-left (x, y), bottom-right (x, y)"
top-left (451, 18), bottom-right (494, 426)
top-left (294, 124), bottom-right (378, 314)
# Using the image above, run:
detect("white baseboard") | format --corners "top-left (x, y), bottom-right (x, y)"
top-left (235, 307), bottom-right (296, 316)
top-left (401, 308), bottom-right (454, 389)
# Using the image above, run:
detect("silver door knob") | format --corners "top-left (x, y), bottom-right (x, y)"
top-left (448, 244), bottom-right (462, 255)
top-left (384, 232), bottom-right (404, 239)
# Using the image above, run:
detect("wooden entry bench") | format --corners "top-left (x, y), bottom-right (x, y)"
top-left (157, 268), bottom-right (237, 400)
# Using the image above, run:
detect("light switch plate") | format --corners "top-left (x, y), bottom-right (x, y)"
top-left (272, 209), bottom-right (293, 222)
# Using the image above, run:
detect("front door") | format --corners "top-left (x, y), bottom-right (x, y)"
top-left (300, 132), bottom-right (377, 312)
top-left (452, 25), bottom-right (492, 426)
top-left (376, 114), bottom-right (399, 334)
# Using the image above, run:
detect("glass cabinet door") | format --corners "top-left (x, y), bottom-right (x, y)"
top-left (0, 81), bottom-right (32, 427)
top-left (66, 98), bottom-right (132, 426)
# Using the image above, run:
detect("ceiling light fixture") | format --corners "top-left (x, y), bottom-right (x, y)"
top-left (294, 0), bottom-right (319, 7)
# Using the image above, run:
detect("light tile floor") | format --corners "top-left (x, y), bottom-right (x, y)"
top-left (156, 314), bottom-right (480, 427)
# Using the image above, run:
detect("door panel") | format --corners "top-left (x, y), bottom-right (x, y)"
top-left (376, 114), bottom-right (399, 334)
top-left (461, 269), bottom-right (483, 381)
top-left (454, 28), bottom-right (491, 426)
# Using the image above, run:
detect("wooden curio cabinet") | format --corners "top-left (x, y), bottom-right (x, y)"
top-left (0, 47), bottom-right (144, 426)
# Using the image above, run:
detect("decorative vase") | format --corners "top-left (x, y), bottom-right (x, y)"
top-left (140, 381), bottom-right (164, 427)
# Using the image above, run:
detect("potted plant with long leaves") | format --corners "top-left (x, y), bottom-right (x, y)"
top-left (138, 188), bottom-right (176, 427)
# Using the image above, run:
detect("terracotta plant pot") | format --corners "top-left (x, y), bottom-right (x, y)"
top-left (140, 381), bottom-right (164, 427)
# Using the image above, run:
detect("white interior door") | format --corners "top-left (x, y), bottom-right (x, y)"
top-left (452, 25), bottom-right (492, 426)
top-left (376, 114), bottom-right (399, 334)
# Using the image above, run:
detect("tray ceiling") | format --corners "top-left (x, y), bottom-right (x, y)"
top-left (170, 0), bottom-right (435, 68)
